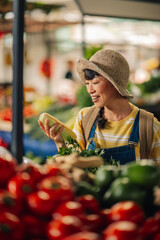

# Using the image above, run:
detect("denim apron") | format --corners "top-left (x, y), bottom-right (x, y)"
top-left (87, 110), bottom-right (140, 165)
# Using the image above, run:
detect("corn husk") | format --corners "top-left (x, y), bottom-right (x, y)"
top-left (39, 113), bottom-right (77, 141)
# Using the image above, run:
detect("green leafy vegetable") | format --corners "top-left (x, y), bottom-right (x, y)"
top-left (58, 137), bottom-right (80, 156)
top-left (56, 138), bottom-right (120, 174)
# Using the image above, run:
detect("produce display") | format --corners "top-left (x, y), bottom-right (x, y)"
top-left (0, 105), bottom-right (37, 122)
top-left (0, 102), bottom-right (79, 161)
top-left (0, 146), bottom-right (160, 240)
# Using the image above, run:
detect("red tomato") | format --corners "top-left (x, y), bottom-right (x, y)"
top-left (109, 201), bottom-right (145, 225)
top-left (23, 104), bottom-right (36, 117)
top-left (154, 233), bottom-right (160, 240)
top-left (47, 215), bottom-right (83, 240)
top-left (80, 213), bottom-right (103, 232)
top-left (0, 212), bottom-right (25, 240)
top-left (0, 190), bottom-right (23, 216)
top-left (45, 163), bottom-right (62, 177)
top-left (0, 138), bottom-right (9, 148)
top-left (27, 190), bottom-right (57, 216)
top-left (100, 208), bottom-right (112, 229)
top-left (22, 214), bottom-right (47, 238)
top-left (141, 217), bottom-right (160, 239)
top-left (0, 156), bottom-right (16, 187)
top-left (0, 108), bottom-right (12, 121)
top-left (53, 201), bottom-right (84, 220)
top-left (17, 164), bottom-right (44, 182)
top-left (61, 231), bottom-right (101, 240)
top-left (7, 172), bottom-right (35, 199)
top-left (103, 221), bottom-right (143, 240)
top-left (76, 194), bottom-right (100, 214)
top-left (38, 176), bottom-right (74, 204)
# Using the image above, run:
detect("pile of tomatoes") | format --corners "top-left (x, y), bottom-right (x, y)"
top-left (0, 105), bottom-right (37, 122)
top-left (0, 147), bottom-right (160, 240)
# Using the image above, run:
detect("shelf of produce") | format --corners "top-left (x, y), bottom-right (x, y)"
top-left (0, 148), bottom-right (160, 240)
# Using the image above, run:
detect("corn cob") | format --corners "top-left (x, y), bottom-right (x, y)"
top-left (39, 113), bottom-right (77, 141)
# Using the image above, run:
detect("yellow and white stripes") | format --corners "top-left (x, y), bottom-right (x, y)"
top-left (73, 104), bottom-right (160, 165)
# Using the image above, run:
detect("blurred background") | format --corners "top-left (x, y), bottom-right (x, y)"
top-left (0, 0), bottom-right (160, 163)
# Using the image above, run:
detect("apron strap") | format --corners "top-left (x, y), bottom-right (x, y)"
top-left (88, 110), bottom-right (140, 148)
top-left (87, 119), bottom-right (97, 150)
top-left (82, 106), bottom-right (100, 146)
top-left (88, 119), bottom-right (97, 140)
top-left (128, 110), bottom-right (140, 146)
top-left (139, 109), bottom-right (154, 159)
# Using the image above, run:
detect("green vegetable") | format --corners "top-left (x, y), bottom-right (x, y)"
top-left (79, 149), bottom-right (101, 157)
top-left (26, 104), bottom-right (75, 141)
top-left (121, 160), bottom-right (160, 189)
top-left (58, 137), bottom-right (80, 156)
top-left (103, 177), bottom-right (147, 207)
top-left (75, 181), bottom-right (100, 200)
top-left (39, 113), bottom-right (69, 141)
top-left (57, 141), bottom-right (120, 173)
top-left (94, 165), bottom-right (119, 192)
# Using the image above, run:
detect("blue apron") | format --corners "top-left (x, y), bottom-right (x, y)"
top-left (87, 110), bottom-right (140, 165)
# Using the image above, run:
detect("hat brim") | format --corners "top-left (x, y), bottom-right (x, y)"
top-left (77, 58), bottom-right (133, 98)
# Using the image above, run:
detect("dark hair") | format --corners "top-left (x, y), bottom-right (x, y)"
top-left (97, 107), bottom-right (107, 129)
top-left (83, 69), bottom-right (100, 80)
top-left (84, 69), bottom-right (106, 128)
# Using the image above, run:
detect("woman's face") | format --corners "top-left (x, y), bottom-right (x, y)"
top-left (85, 75), bottom-right (119, 108)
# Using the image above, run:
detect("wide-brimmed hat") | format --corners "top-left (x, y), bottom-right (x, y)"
top-left (77, 49), bottom-right (133, 98)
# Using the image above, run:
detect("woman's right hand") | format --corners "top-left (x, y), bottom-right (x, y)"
top-left (38, 118), bottom-right (66, 150)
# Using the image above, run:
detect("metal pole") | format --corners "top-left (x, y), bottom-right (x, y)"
top-left (11, 0), bottom-right (25, 163)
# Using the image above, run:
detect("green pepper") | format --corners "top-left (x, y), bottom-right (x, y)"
top-left (103, 177), bottom-right (147, 208)
top-left (94, 165), bottom-right (120, 192)
top-left (75, 181), bottom-right (100, 200)
top-left (121, 160), bottom-right (160, 189)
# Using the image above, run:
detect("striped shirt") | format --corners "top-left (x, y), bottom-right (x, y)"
top-left (73, 104), bottom-right (160, 165)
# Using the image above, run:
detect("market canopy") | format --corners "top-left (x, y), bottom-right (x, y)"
top-left (0, 1), bottom-right (64, 15)
top-left (75, 0), bottom-right (160, 21)
top-left (0, 0), bottom-right (79, 33)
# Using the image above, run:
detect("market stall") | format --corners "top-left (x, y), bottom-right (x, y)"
top-left (0, 0), bottom-right (160, 160)
top-left (0, 1), bottom-right (160, 240)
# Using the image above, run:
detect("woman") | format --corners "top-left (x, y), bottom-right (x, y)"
top-left (38, 49), bottom-right (160, 165)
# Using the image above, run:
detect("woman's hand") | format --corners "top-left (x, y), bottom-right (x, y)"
top-left (38, 118), bottom-right (66, 150)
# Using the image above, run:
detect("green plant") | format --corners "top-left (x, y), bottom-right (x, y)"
top-left (84, 45), bottom-right (103, 60)
top-left (76, 85), bottom-right (93, 108)
top-left (140, 75), bottom-right (160, 94)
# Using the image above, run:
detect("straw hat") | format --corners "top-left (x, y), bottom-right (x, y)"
top-left (77, 49), bottom-right (133, 98)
